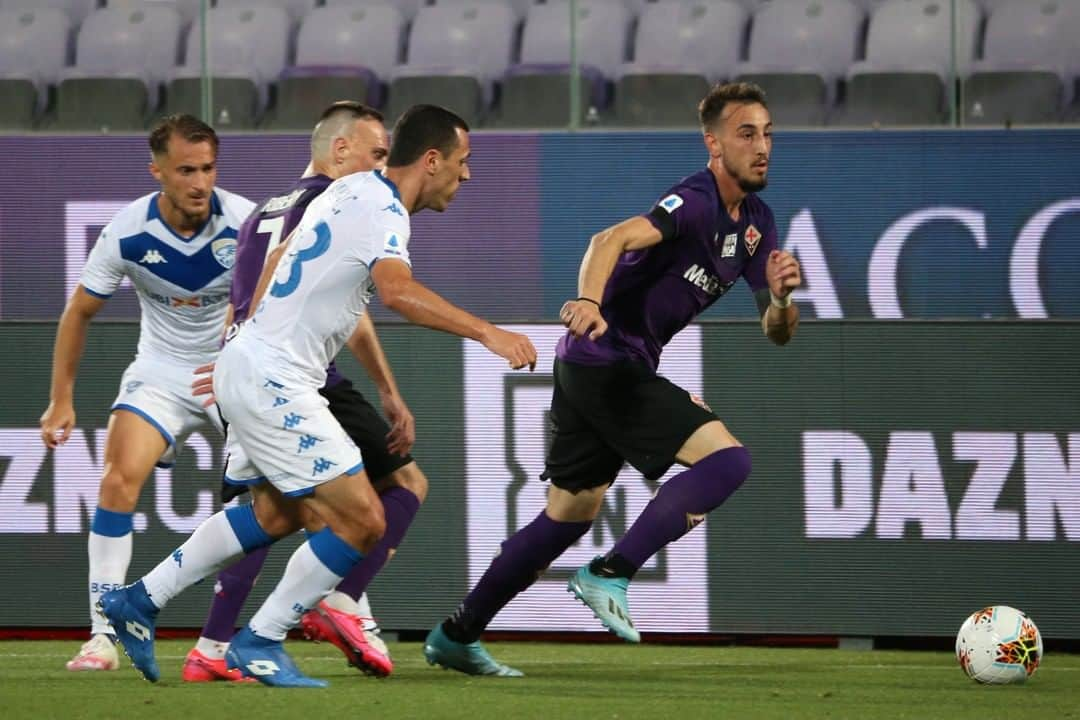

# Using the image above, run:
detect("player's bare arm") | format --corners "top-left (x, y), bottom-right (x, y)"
top-left (371, 257), bottom-right (537, 371)
top-left (561, 215), bottom-right (663, 340)
top-left (40, 285), bottom-right (107, 448)
top-left (757, 249), bottom-right (800, 346)
top-left (345, 311), bottom-right (415, 455)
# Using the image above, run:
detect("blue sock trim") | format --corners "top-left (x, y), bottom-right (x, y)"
top-left (91, 507), bottom-right (133, 537)
top-left (225, 505), bottom-right (274, 553)
top-left (307, 528), bottom-right (363, 577)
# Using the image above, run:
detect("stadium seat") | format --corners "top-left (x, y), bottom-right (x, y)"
top-left (105, 1), bottom-right (204, 27)
top-left (436, 0), bottom-right (536, 20)
top-left (294, 4), bottom-right (403, 79)
top-left (386, 2), bottom-right (516, 127)
top-left (961, 1), bottom-right (1074, 125)
top-left (263, 4), bottom-right (405, 129)
top-left (855, 0), bottom-right (980, 75)
top-left (324, 0), bottom-right (426, 22)
top-left (52, 5), bottom-right (183, 131)
top-left (162, 77), bottom-right (260, 129)
top-left (614, 0), bottom-right (746, 127)
top-left (832, 0), bottom-right (980, 126)
top-left (492, 0), bottom-right (632, 127)
top-left (831, 72), bottom-right (945, 126)
top-left (735, 0), bottom-right (861, 126)
top-left (0, 0), bottom-right (96, 24)
top-left (215, 0), bottom-right (318, 23)
top-left (0, 8), bottom-right (70, 128)
top-left (169, 5), bottom-right (291, 127)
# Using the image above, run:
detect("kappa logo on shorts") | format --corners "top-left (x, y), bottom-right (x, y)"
top-left (282, 412), bottom-right (306, 430)
top-left (273, 396), bottom-right (289, 407)
top-left (297, 434), bottom-right (320, 453)
top-left (125, 380), bottom-right (143, 394)
top-left (744, 224), bottom-right (762, 256)
top-left (312, 457), bottom-right (337, 475)
top-left (264, 378), bottom-right (285, 390)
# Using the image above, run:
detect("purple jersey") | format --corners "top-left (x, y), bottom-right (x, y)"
top-left (232, 174), bottom-right (346, 387)
top-left (558, 168), bottom-right (777, 370)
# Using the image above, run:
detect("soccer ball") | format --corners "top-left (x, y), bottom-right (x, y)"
top-left (955, 605), bottom-right (1042, 684)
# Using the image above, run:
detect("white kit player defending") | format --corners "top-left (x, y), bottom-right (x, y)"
top-left (39, 115), bottom-right (254, 672)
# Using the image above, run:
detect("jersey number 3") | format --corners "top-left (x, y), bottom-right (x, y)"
top-left (270, 221), bottom-right (332, 298)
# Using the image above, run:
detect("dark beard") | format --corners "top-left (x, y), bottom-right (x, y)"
top-left (738, 175), bottom-right (768, 193)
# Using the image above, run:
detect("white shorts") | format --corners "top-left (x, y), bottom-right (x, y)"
top-left (215, 336), bottom-right (364, 497)
top-left (111, 355), bottom-right (224, 468)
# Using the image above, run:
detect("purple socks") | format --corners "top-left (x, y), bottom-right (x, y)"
top-left (334, 486), bottom-right (421, 601)
top-left (610, 446), bottom-right (751, 573)
top-left (200, 546), bottom-right (269, 642)
top-left (443, 511), bottom-right (591, 644)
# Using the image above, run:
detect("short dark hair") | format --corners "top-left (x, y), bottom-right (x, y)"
top-left (387, 105), bottom-right (469, 167)
top-left (317, 100), bottom-right (384, 125)
top-left (698, 82), bottom-right (768, 131)
top-left (148, 114), bottom-right (219, 157)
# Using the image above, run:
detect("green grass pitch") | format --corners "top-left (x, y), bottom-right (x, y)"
top-left (2, 640), bottom-right (1078, 719)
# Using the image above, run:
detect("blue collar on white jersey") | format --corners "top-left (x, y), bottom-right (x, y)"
top-left (146, 190), bottom-right (223, 242)
top-left (374, 170), bottom-right (403, 203)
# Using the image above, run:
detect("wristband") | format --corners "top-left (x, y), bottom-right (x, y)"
top-left (770, 292), bottom-right (792, 309)
top-left (576, 297), bottom-right (601, 308)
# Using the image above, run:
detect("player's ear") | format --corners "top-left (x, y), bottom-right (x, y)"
top-left (423, 148), bottom-right (440, 176)
top-left (148, 159), bottom-right (162, 183)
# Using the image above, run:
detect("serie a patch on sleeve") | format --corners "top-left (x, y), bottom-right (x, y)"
top-left (658, 194), bottom-right (684, 213)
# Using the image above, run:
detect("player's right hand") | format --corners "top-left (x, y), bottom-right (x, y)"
top-left (560, 298), bottom-right (608, 341)
top-left (483, 327), bottom-right (537, 371)
top-left (40, 401), bottom-right (75, 449)
top-left (191, 362), bottom-right (217, 408)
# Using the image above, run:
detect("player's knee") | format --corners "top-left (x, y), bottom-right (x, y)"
top-left (252, 501), bottom-right (302, 539)
top-left (398, 464), bottom-right (428, 502)
top-left (379, 462), bottom-right (428, 502)
top-left (98, 467), bottom-right (146, 511)
top-left (335, 500), bottom-right (385, 552)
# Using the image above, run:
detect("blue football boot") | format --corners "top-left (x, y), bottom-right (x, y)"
top-left (567, 558), bottom-right (641, 643)
top-left (226, 626), bottom-right (328, 688)
top-left (423, 625), bottom-right (523, 677)
top-left (97, 581), bottom-right (161, 682)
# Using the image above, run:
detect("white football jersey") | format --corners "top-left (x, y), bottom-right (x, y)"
top-left (80, 189), bottom-right (256, 366)
top-left (244, 171), bottom-right (411, 387)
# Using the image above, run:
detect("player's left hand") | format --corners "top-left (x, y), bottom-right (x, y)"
top-left (765, 250), bottom-right (801, 300)
top-left (191, 362), bottom-right (217, 408)
top-left (381, 391), bottom-right (415, 456)
top-left (560, 298), bottom-right (608, 340)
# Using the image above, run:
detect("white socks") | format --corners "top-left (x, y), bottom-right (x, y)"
top-left (195, 636), bottom-right (229, 661)
top-left (142, 511), bottom-right (245, 609)
top-left (88, 531), bottom-right (132, 635)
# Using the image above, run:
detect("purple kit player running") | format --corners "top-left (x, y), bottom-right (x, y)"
top-left (425, 82), bottom-right (802, 676)
top-left (183, 102), bottom-right (423, 681)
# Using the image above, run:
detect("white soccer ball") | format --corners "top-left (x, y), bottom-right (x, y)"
top-left (955, 605), bottom-right (1043, 684)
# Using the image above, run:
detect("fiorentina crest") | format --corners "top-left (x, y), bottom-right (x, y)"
top-left (744, 224), bottom-right (761, 256)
